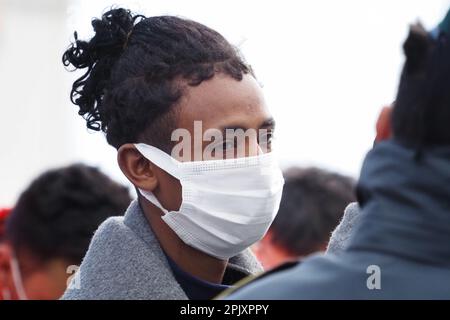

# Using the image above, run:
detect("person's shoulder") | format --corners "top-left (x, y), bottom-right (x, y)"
top-left (222, 253), bottom-right (359, 300)
top-left (62, 204), bottom-right (186, 300)
top-left (326, 202), bottom-right (361, 255)
top-left (61, 216), bottom-right (132, 299)
top-left (94, 215), bottom-right (127, 240)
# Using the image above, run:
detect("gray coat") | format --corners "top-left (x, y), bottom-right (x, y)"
top-left (62, 200), bottom-right (263, 300)
top-left (326, 202), bottom-right (361, 255)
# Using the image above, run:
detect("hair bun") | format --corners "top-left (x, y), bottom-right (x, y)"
top-left (62, 8), bottom-right (142, 131)
top-left (63, 8), bottom-right (137, 69)
top-left (90, 8), bottom-right (137, 55)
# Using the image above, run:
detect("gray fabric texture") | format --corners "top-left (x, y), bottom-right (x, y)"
top-left (62, 200), bottom-right (263, 300)
top-left (326, 202), bottom-right (361, 255)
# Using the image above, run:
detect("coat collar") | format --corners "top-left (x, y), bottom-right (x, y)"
top-left (348, 140), bottom-right (450, 266)
top-left (123, 200), bottom-right (263, 292)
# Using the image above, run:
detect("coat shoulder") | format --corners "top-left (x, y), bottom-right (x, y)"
top-left (62, 216), bottom-right (186, 300)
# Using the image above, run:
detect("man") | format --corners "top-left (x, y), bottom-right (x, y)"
top-left (226, 10), bottom-right (450, 299)
top-left (61, 8), bottom-right (284, 300)
top-left (0, 164), bottom-right (131, 300)
top-left (253, 167), bottom-right (355, 270)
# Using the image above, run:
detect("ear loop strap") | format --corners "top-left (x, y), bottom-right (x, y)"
top-left (139, 190), bottom-right (171, 215)
top-left (10, 253), bottom-right (28, 300)
top-left (134, 143), bottom-right (181, 178)
top-left (134, 143), bottom-right (180, 215)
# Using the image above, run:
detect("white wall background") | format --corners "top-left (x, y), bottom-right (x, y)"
top-left (1, 0), bottom-right (449, 206)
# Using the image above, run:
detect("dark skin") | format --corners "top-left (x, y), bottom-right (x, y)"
top-left (117, 73), bottom-right (274, 284)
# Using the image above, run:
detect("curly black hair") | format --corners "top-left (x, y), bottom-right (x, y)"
top-left (6, 164), bottom-right (132, 265)
top-left (63, 8), bottom-right (253, 152)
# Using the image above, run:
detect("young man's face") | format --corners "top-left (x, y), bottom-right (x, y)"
top-left (150, 73), bottom-right (275, 212)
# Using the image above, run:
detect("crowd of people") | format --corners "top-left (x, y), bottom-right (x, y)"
top-left (1, 5), bottom-right (450, 300)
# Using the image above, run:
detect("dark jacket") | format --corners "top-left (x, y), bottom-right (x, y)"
top-left (227, 140), bottom-right (450, 299)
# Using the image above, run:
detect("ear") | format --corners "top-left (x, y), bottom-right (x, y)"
top-left (0, 244), bottom-right (15, 299)
top-left (117, 143), bottom-right (159, 192)
top-left (375, 106), bottom-right (393, 143)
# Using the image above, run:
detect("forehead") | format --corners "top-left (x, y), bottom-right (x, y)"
top-left (175, 73), bottom-right (272, 131)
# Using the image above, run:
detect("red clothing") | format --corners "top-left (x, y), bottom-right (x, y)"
top-left (0, 208), bottom-right (11, 239)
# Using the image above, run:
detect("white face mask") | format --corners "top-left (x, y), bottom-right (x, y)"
top-left (134, 143), bottom-right (285, 260)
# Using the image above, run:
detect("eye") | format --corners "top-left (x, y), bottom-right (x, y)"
top-left (259, 131), bottom-right (274, 144)
top-left (222, 139), bottom-right (236, 151)
top-left (258, 131), bottom-right (274, 151)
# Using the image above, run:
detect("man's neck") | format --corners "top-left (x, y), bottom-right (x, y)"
top-left (139, 197), bottom-right (228, 284)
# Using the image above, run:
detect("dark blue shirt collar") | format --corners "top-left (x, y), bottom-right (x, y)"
top-left (165, 254), bottom-right (232, 300)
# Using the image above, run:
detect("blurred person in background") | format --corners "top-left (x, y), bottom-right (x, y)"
top-left (0, 164), bottom-right (131, 300)
top-left (61, 7), bottom-right (284, 300)
top-left (0, 208), bottom-right (12, 242)
top-left (253, 167), bottom-right (355, 270)
top-left (225, 9), bottom-right (450, 299)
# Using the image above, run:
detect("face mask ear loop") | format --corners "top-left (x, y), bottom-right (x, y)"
top-left (134, 143), bottom-right (182, 215)
top-left (10, 253), bottom-right (28, 300)
top-left (139, 190), bottom-right (171, 216)
top-left (134, 143), bottom-right (181, 179)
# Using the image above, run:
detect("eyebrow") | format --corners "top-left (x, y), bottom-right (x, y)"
top-left (260, 117), bottom-right (276, 129)
top-left (220, 117), bottom-right (276, 132)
